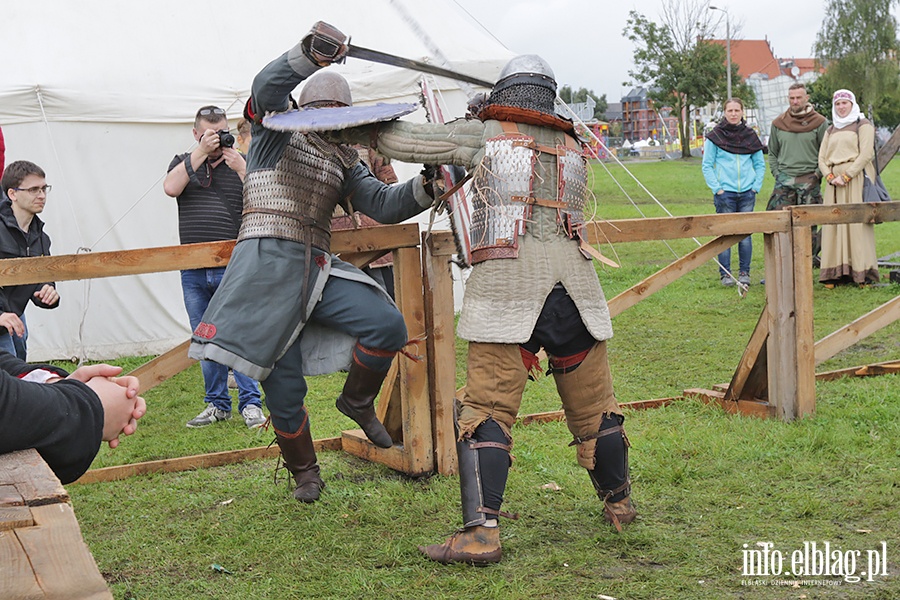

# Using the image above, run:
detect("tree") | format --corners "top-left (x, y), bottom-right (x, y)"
top-left (559, 85), bottom-right (609, 120)
top-left (813, 0), bottom-right (900, 127)
top-left (624, 0), bottom-right (729, 158)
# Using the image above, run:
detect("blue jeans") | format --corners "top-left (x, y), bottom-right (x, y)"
top-left (0, 313), bottom-right (28, 360)
top-left (714, 190), bottom-right (756, 276)
top-left (181, 268), bottom-right (261, 412)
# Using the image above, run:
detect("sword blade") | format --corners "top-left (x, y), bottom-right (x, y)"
top-left (347, 44), bottom-right (495, 88)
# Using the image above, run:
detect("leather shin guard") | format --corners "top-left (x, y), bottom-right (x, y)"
top-left (275, 427), bottom-right (324, 503)
top-left (459, 419), bottom-right (513, 527)
top-left (335, 360), bottom-right (392, 448)
top-left (584, 414), bottom-right (635, 532)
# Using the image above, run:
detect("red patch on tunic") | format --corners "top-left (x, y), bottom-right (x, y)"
top-left (193, 322), bottom-right (217, 339)
top-left (315, 255), bottom-right (328, 269)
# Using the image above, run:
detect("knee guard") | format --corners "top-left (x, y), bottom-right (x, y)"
top-left (458, 419), bottom-right (517, 527)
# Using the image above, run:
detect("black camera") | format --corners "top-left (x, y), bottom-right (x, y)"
top-left (217, 129), bottom-right (235, 148)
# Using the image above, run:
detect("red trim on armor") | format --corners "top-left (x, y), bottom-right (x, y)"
top-left (549, 348), bottom-right (590, 374)
top-left (479, 104), bottom-right (575, 134)
top-left (520, 347), bottom-right (543, 378)
top-left (193, 322), bottom-right (217, 339)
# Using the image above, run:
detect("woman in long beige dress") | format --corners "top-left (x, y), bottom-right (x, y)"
top-left (818, 89), bottom-right (879, 286)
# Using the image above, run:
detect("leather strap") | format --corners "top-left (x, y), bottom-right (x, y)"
top-left (471, 441), bottom-right (511, 452)
top-left (569, 425), bottom-right (624, 446)
top-left (477, 506), bottom-right (520, 520)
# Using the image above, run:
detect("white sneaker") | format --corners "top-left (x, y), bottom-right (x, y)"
top-left (241, 405), bottom-right (267, 429)
top-left (186, 405), bottom-right (231, 428)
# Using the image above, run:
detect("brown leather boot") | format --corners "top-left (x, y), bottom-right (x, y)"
top-left (419, 526), bottom-right (501, 566)
top-left (603, 496), bottom-right (637, 532)
top-left (335, 362), bottom-right (392, 448)
top-left (275, 430), bottom-right (324, 503)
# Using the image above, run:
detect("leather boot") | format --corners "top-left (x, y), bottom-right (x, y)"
top-left (419, 525), bottom-right (501, 565)
top-left (275, 430), bottom-right (324, 503)
top-left (603, 496), bottom-right (637, 530)
top-left (335, 362), bottom-right (392, 448)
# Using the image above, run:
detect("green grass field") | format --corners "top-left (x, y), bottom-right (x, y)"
top-left (68, 157), bottom-right (900, 599)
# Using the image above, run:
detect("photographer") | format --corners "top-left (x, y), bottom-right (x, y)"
top-left (163, 105), bottom-right (266, 430)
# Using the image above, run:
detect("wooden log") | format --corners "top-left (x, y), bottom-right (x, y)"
top-left (73, 438), bottom-right (343, 485)
top-left (764, 231), bottom-right (800, 420)
top-left (394, 246), bottom-right (433, 475)
top-left (586, 211), bottom-right (791, 245)
top-left (127, 339), bottom-right (196, 392)
top-left (791, 224), bottom-right (816, 418)
top-left (15, 504), bottom-right (113, 599)
top-left (789, 202), bottom-right (900, 228)
top-left (725, 305), bottom-right (769, 401)
top-left (423, 234), bottom-right (459, 476)
top-left (0, 223), bottom-right (421, 287)
top-left (816, 360), bottom-right (900, 381)
top-left (876, 126), bottom-right (900, 173)
top-left (608, 234), bottom-right (746, 317)
top-left (814, 295), bottom-right (900, 365)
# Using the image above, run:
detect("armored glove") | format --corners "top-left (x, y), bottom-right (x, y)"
top-left (302, 21), bottom-right (349, 66)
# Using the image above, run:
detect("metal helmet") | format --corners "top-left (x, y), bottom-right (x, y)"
top-left (297, 71), bottom-right (353, 108)
top-left (493, 54), bottom-right (557, 95)
top-left (486, 54), bottom-right (557, 116)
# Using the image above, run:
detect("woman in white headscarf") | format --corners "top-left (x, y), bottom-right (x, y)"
top-left (817, 89), bottom-right (879, 286)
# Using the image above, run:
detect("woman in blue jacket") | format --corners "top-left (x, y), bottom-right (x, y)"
top-left (702, 98), bottom-right (766, 287)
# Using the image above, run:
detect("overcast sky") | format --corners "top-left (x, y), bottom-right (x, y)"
top-left (450, 0), bottom-right (900, 103)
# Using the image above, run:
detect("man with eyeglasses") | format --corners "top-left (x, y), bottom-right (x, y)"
top-left (163, 105), bottom-right (266, 430)
top-left (0, 160), bottom-right (60, 360)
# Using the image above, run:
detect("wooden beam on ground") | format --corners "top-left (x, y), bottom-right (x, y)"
top-left (128, 339), bottom-right (196, 392)
top-left (789, 202), bottom-right (900, 228)
top-left (0, 223), bottom-right (421, 287)
top-left (423, 233), bottom-right (459, 476)
top-left (608, 234), bottom-right (746, 317)
top-left (813, 295), bottom-right (900, 365)
top-left (764, 231), bottom-right (801, 420)
top-left (516, 397), bottom-right (681, 427)
top-left (586, 211), bottom-right (791, 245)
top-left (816, 360), bottom-right (900, 381)
top-left (683, 388), bottom-right (775, 418)
top-left (791, 224), bottom-right (816, 418)
top-left (340, 431), bottom-right (413, 473)
top-left (73, 438), bottom-right (342, 485)
top-left (725, 305), bottom-right (769, 401)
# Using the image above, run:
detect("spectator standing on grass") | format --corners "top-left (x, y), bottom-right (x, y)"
top-left (0, 161), bottom-right (60, 360)
top-left (766, 83), bottom-right (828, 264)
top-left (817, 89), bottom-right (879, 287)
top-left (701, 98), bottom-right (766, 288)
top-left (163, 106), bottom-right (266, 429)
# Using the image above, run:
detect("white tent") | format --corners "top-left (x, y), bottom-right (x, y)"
top-left (0, 0), bottom-right (513, 361)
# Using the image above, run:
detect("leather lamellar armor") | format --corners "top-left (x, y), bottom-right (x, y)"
top-left (468, 130), bottom-right (588, 264)
top-left (238, 132), bottom-right (360, 251)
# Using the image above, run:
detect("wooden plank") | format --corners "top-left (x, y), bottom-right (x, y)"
top-left (340, 430), bottom-right (420, 474)
top-left (425, 231), bottom-right (458, 257)
top-left (423, 234), bottom-right (459, 476)
top-left (764, 231), bottom-right (800, 420)
top-left (725, 305), bottom-right (769, 401)
top-left (0, 528), bottom-right (43, 600)
top-left (0, 450), bottom-right (68, 507)
top-left (683, 388), bottom-right (775, 418)
top-left (0, 224), bottom-right (421, 287)
top-left (608, 234), bottom-right (746, 317)
top-left (791, 224), bottom-right (816, 418)
top-left (875, 127), bottom-right (900, 173)
top-left (789, 202), bottom-right (900, 228)
top-left (517, 397), bottom-right (680, 427)
top-left (586, 211), bottom-right (792, 245)
top-left (0, 484), bottom-right (25, 506)
top-left (816, 360), bottom-right (900, 381)
top-left (375, 361), bottom-right (404, 441)
top-left (394, 246), bottom-right (434, 475)
top-left (16, 503), bottom-right (113, 599)
top-left (341, 249), bottom-right (389, 269)
top-left (128, 339), bottom-right (196, 393)
top-left (0, 506), bottom-right (34, 531)
top-left (813, 295), bottom-right (900, 365)
top-left (73, 438), bottom-right (343, 485)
